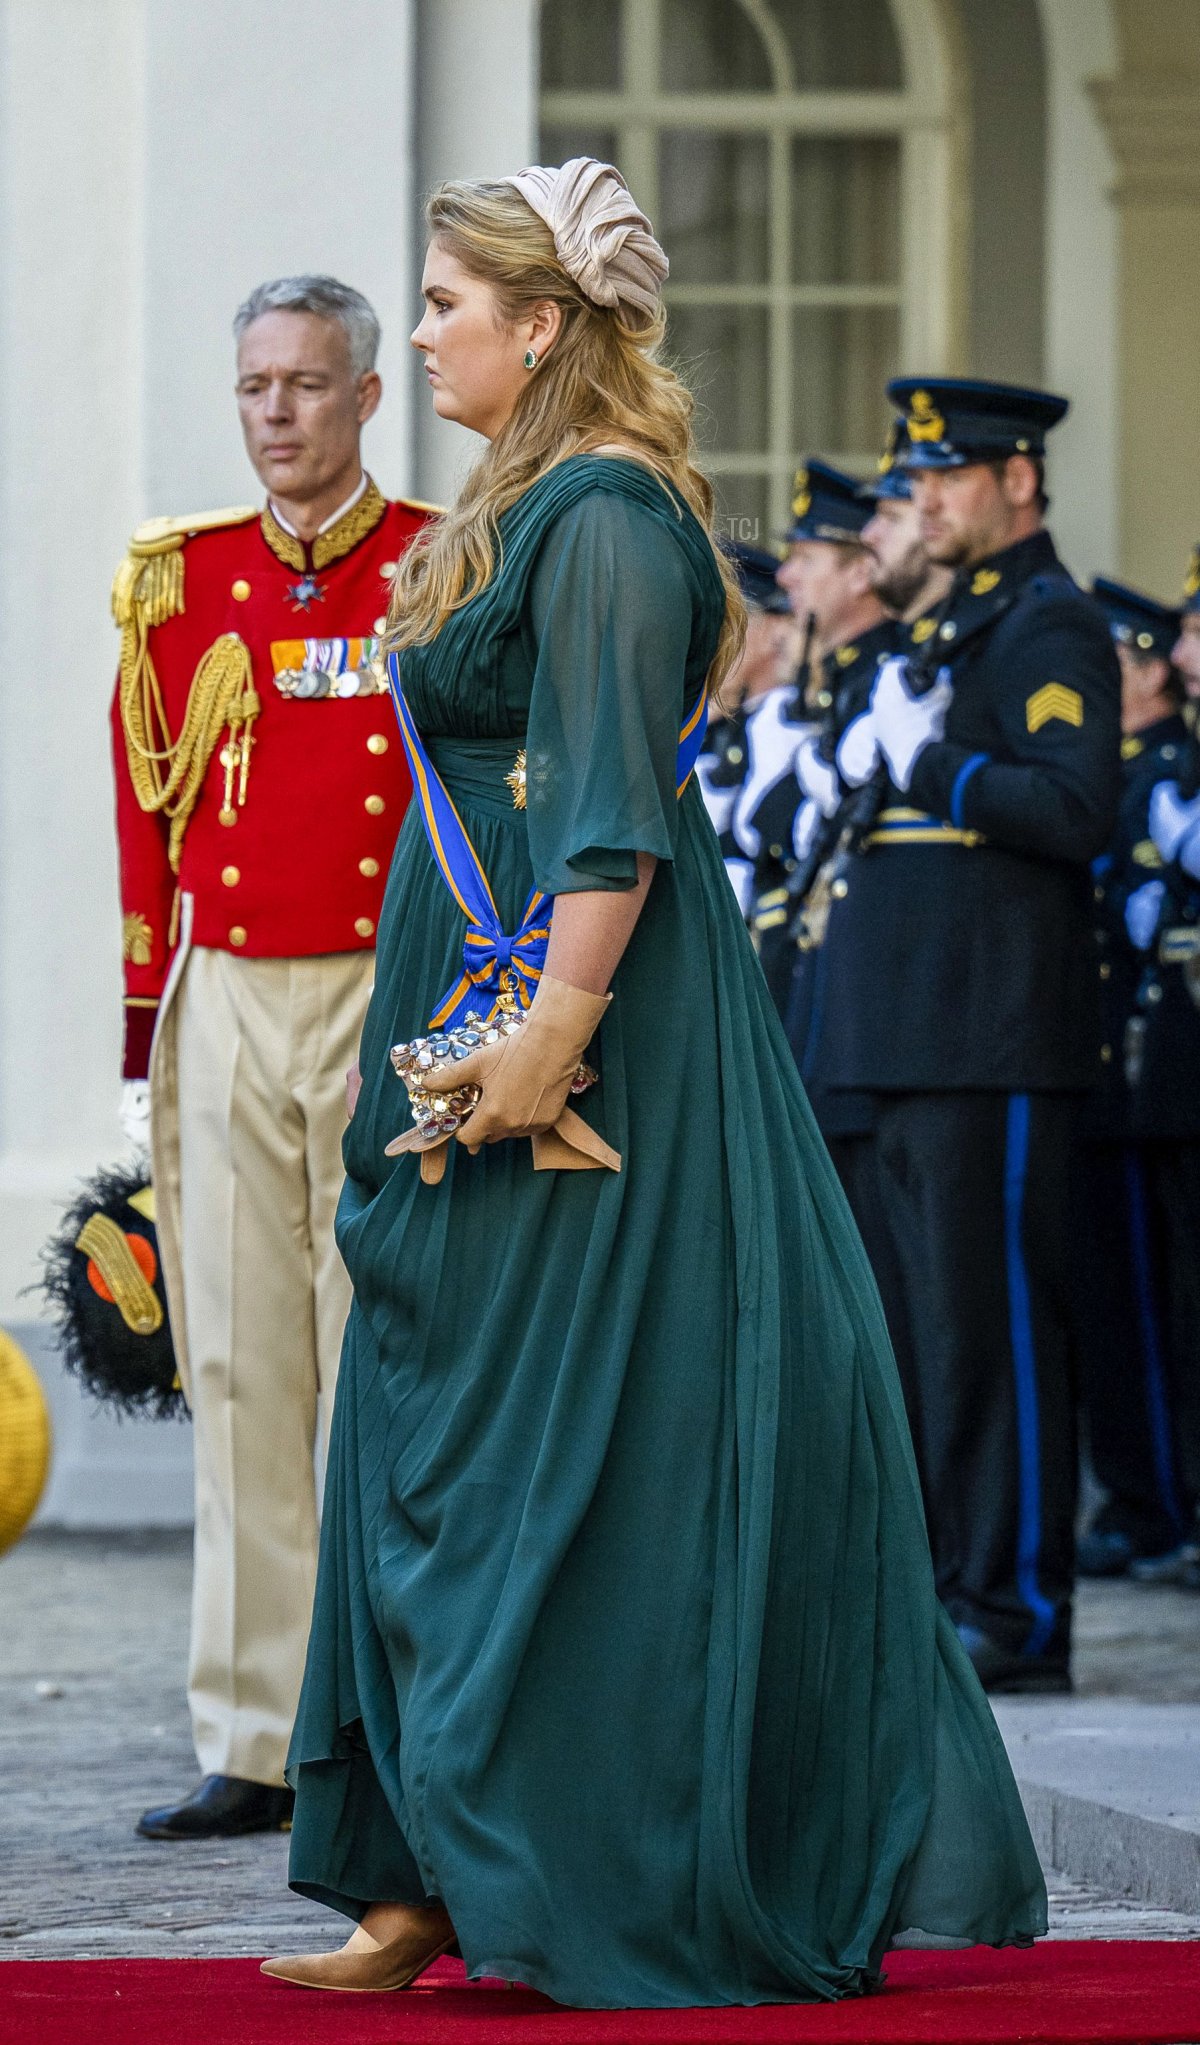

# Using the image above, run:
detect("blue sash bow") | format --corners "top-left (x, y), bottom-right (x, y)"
top-left (387, 653), bottom-right (708, 1030)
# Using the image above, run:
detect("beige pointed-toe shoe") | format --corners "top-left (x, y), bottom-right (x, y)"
top-left (261, 1909), bottom-right (457, 1993)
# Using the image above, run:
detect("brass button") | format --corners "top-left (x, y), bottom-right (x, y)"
top-left (219, 808), bottom-right (237, 828)
top-left (817, 690), bottom-right (833, 709)
top-left (231, 578), bottom-right (251, 601)
top-left (1099, 961), bottom-right (1111, 980)
top-left (1146, 982), bottom-right (1164, 1004)
top-left (365, 794), bottom-right (386, 815)
top-left (380, 560), bottom-right (398, 579)
top-left (831, 877), bottom-right (849, 900)
top-left (354, 916), bottom-right (376, 939)
top-left (727, 745), bottom-right (743, 764)
top-left (221, 865), bottom-right (240, 887)
top-left (374, 615), bottom-right (388, 634)
top-left (367, 733), bottom-right (389, 755)
top-left (229, 925), bottom-right (248, 948)
top-left (940, 621), bottom-right (957, 640)
top-left (359, 856), bottom-right (380, 878)
top-left (1100, 1043), bottom-right (1113, 1063)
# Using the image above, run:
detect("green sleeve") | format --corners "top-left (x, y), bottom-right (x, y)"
top-left (524, 491), bottom-right (699, 896)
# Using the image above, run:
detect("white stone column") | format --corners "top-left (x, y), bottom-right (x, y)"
top-left (413, 0), bottom-right (539, 507)
top-left (1039, 0), bottom-right (1120, 584)
top-left (0, 0), bottom-right (147, 1302)
top-left (0, 0), bottom-right (418, 1523)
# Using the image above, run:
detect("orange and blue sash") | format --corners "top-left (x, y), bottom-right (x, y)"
top-left (387, 652), bottom-right (707, 1029)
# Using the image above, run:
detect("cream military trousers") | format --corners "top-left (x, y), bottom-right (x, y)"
top-left (150, 933), bottom-right (373, 1785)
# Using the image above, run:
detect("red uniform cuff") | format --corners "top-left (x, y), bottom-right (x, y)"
top-left (122, 1001), bottom-right (159, 1080)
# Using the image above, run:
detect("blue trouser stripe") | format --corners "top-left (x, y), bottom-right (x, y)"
top-left (1003, 1095), bottom-right (1059, 1655)
top-left (1123, 1153), bottom-right (1187, 1540)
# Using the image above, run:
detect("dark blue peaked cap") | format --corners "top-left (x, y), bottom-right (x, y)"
top-left (887, 376), bottom-right (1069, 470)
top-left (1092, 576), bottom-right (1181, 660)
top-left (722, 539), bottom-right (791, 614)
top-left (859, 418), bottom-right (912, 504)
top-left (784, 458), bottom-right (873, 543)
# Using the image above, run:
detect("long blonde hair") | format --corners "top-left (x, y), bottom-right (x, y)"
top-left (387, 179), bottom-right (745, 693)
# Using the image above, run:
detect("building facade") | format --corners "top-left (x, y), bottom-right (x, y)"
top-left (1, 0), bottom-right (1197, 1520)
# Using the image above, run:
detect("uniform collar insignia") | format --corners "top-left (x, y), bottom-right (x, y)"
top-left (971, 567), bottom-right (1002, 596)
top-left (910, 614), bottom-right (937, 645)
top-left (260, 476), bottom-right (388, 575)
top-left (834, 643), bottom-right (859, 667)
top-left (1121, 734), bottom-right (1144, 761)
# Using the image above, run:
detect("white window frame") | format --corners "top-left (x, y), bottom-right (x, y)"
top-left (540, 0), bottom-right (965, 537)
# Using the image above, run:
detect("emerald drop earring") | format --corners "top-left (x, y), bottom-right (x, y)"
top-left (523, 349), bottom-right (537, 370)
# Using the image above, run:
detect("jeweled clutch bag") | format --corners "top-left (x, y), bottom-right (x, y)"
top-left (390, 1007), bottom-right (596, 1139)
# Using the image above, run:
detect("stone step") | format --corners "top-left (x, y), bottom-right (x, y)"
top-left (995, 1699), bottom-right (1200, 1917)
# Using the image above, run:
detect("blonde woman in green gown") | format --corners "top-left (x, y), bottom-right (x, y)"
top-left (262, 160), bottom-right (1046, 2008)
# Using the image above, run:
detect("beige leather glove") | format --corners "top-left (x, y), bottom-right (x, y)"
top-left (387, 974), bottom-right (621, 1181)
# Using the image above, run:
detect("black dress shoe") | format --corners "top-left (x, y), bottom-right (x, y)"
top-left (957, 1624), bottom-right (1072, 1695)
top-left (137, 1774), bottom-right (295, 1840)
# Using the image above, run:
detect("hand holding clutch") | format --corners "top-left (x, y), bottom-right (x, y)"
top-left (387, 974), bottom-right (622, 1181)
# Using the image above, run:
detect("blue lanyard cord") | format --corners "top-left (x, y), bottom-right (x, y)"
top-left (387, 653), bottom-right (707, 1029)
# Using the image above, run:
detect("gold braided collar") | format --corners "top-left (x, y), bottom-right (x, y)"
top-left (260, 476), bottom-right (389, 573)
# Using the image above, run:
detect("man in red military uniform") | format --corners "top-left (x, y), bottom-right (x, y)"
top-left (111, 276), bottom-right (434, 1838)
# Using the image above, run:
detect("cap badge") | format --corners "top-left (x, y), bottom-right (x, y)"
top-left (971, 568), bottom-right (1001, 596)
top-left (878, 420), bottom-right (899, 475)
top-left (1184, 546), bottom-right (1200, 601)
top-left (791, 467), bottom-right (811, 519)
top-left (1026, 682), bottom-right (1084, 734)
top-left (907, 389), bottom-right (946, 443)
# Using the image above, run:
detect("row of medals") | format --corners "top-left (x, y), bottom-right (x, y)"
top-left (273, 660), bottom-right (388, 700)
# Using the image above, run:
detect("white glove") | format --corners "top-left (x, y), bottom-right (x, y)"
top-left (119, 1079), bottom-right (151, 1154)
top-left (871, 655), bottom-right (953, 793)
top-left (725, 857), bottom-right (755, 917)
top-left (836, 712), bottom-right (879, 790)
top-left (695, 756), bottom-right (738, 838)
top-left (793, 798), bottom-right (822, 862)
top-left (1149, 781), bottom-right (1200, 878)
top-left (794, 736), bottom-right (840, 818)
top-left (1125, 879), bottom-right (1166, 952)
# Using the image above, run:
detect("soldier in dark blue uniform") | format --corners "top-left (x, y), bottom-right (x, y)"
top-left (783, 427), bottom-right (952, 1136)
top-left (809, 378), bottom-right (1121, 1692)
top-left (1075, 577), bottom-right (1200, 1583)
top-left (743, 460), bottom-right (896, 1014)
top-left (696, 541), bottom-right (798, 916)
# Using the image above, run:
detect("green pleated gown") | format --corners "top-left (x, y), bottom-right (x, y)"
top-left (287, 455), bottom-right (1046, 2008)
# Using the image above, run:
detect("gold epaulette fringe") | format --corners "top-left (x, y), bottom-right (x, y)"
top-left (112, 507), bottom-right (258, 870)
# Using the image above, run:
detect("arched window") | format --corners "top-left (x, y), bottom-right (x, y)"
top-left (540, 0), bottom-right (962, 543)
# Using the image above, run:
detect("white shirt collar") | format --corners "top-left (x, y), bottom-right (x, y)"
top-left (269, 470), bottom-right (369, 539)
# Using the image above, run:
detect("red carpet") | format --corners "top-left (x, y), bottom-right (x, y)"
top-left (3, 1946), bottom-right (1199, 2045)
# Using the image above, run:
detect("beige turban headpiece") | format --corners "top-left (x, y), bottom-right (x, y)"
top-left (504, 158), bottom-right (668, 325)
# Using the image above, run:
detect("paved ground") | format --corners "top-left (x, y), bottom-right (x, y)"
top-left (2, 1531), bottom-right (1199, 1960)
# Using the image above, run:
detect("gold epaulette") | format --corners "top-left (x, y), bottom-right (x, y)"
top-left (110, 505), bottom-right (258, 632)
top-left (112, 507), bottom-right (259, 873)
